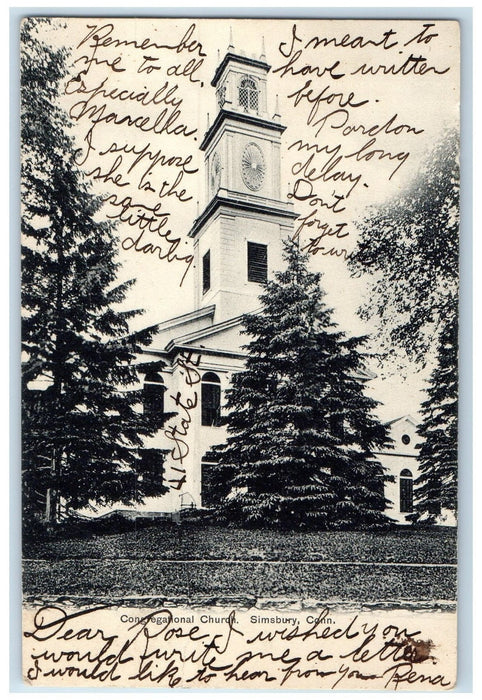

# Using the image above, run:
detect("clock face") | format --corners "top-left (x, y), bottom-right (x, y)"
top-left (211, 152), bottom-right (221, 193)
top-left (241, 142), bottom-right (266, 191)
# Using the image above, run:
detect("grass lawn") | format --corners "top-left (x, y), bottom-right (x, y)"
top-left (24, 521), bottom-right (456, 563)
top-left (23, 523), bottom-right (457, 606)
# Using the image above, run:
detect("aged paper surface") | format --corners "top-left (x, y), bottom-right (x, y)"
top-left (21, 17), bottom-right (459, 689)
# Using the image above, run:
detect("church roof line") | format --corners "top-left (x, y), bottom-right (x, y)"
top-left (200, 109), bottom-right (285, 151)
top-left (211, 52), bottom-right (271, 88)
top-left (385, 414), bottom-right (418, 427)
top-left (138, 343), bottom-right (247, 364)
top-left (165, 312), bottom-right (246, 352)
top-left (150, 305), bottom-right (215, 334)
top-left (172, 344), bottom-right (247, 361)
top-left (188, 193), bottom-right (298, 238)
top-left (373, 450), bottom-right (418, 458)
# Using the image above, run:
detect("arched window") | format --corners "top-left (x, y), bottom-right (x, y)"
top-left (239, 76), bottom-right (259, 112)
top-left (201, 372), bottom-right (221, 426)
top-left (143, 372), bottom-right (165, 424)
top-left (399, 468), bottom-right (413, 512)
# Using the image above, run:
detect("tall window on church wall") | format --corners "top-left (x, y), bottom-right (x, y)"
top-left (239, 77), bottom-right (259, 112)
top-left (201, 451), bottom-right (218, 507)
top-left (143, 372), bottom-right (165, 426)
top-left (399, 469), bottom-right (414, 512)
top-left (139, 448), bottom-right (165, 492)
top-left (201, 372), bottom-right (221, 426)
top-left (202, 250), bottom-right (211, 295)
top-left (247, 242), bottom-right (267, 283)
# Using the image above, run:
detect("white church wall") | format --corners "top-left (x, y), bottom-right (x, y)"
top-left (378, 416), bottom-right (420, 525)
top-left (187, 327), bottom-right (247, 352)
top-left (195, 216), bottom-right (222, 311)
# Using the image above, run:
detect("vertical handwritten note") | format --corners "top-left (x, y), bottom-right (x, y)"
top-left (64, 22), bottom-right (207, 288)
top-left (272, 21), bottom-right (455, 260)
top-left (164, 351), bottom-right (202, 492)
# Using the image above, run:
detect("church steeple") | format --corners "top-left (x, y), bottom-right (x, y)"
top-left (201, 49), bottom-right (283, 205)
top-left (210, 46), bottom-right (270, 125)
top-left (188, 42), bottom-right (298, 323)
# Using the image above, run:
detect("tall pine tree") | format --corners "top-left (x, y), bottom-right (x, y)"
top-left (21, 18), bottom-right (169, 525)
top-left (211, 239), bottom-right (391, 529)
top-left (414, 315), bottom-right (458, 522)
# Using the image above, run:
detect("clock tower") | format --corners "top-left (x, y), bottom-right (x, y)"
top-left (189, 38), bottom-right (298, 323)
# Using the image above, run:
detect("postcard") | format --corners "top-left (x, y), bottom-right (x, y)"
top-left (21, 17), bottom-right (459, 689)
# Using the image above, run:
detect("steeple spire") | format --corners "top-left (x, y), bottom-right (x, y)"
top-left (273, 93), bottom-right (281, 122)
top-left (228, 26), bottom-right (234, 51)
top-left (260, 35), bottom-right (266, 61)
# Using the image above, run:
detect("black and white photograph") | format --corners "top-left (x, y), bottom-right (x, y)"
top-left (20, 16), bottom-right (459, 689)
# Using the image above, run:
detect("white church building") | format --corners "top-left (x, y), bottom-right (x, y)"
top-left (94, 44), bottom-right (433, 525)
top-left (128, 45), bottom-right (298, 514)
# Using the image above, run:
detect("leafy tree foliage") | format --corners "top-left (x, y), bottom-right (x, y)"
top-left (414, 316), bottom-right (458, 521)
top-left (349, 131), bottom-right (459, 521)
top-left (21, 18), bottom-right (169, 525)
top-left (349, 131), bottom-right (459, 366)
top-left (210, 239), bottom-right (392, 529)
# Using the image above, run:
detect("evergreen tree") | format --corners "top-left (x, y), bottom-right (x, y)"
top-left (21, 18), bottom-right (169, 525)
top-left (211, 239), bottom-right (391, 529)
top-left (414, 315), bottom-right (458, 522)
